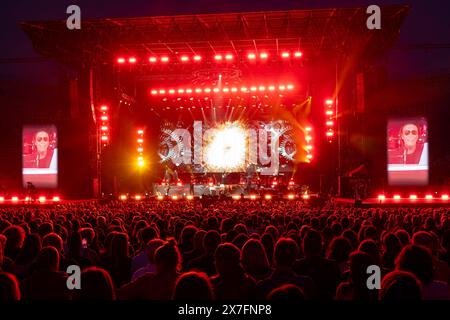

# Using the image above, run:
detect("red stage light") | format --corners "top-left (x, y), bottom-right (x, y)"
top-left (178, 89), bottom-right (185, 94)
top-left (117, 57), bottom-right (125, 64)
top-left (11, 196), bottom-right (19, 202)
top-left (137, 129), bottom-right (144, 135)
top-left (193, 55), bottom-right (202, 61)
top-left (265, 194), bottom-right (272, 200)
top-left (168, 89), bottom-right (175, 94)
top-left (195, 88), bottom-right (202, 93)
top-left (151, 90), bottom-right (158, 95)
top-left (204, 88), bottom-right (211, 93)
top-left (393, 195), bottom-right (401, 200)
top-left (161, 56), bottom-right (169, 63)
top-left (302, 194), bottom-right (310, 200)
top-left (279, 85), bottom-right (286, 91)
top-left (100, 105), bottom-right (108, 111)
top-left (258, 86), bottom-right (266, 91)
top-left (248, 53), bottom-right (256, 60)
top-left (425, 194), bottom-right (433, 200)
top-left (225, 54), bottom-right (233, 60)
top-left (268, 85), bottom-right (275, 91)
top-left (101, 136), bottom-right (109, 141)
top-left (186, 89), bottom-right (193, 94)
top-left (442, 194), bottom-right (449, 200)
top-left (101, 126), bottom-right (108, 131)
top-left (176, 181), bottom-right (183, 186)
top-left (281, 52), bottom-right (290, 58)
top-left (326, 131), bottom-right (334, 137)
top-left (260, 53), bottom-right (268, 59)
top-left (214, 55), bottom-right (223, 61)
top-left (325, 99), bottom-right (334, 105)
top-left (128, 57), bottom-right (137, 63)
top-left (326, 110), bottom-right (333, 116)
top-left (289, 180), bottom-right (295, 186)
top-left (137, 138), bottom-right (144, 144)
top-left (231, 87), bottom-right (238, 92)
top-left (172, 195), bottom-right (179, 200)
top-left (149, 57), bottom-right (157, 63)
top-left (241, 87), bottom-right (248, 92)
top-left (157, 195), bottom-right (164, 200)
top-left (287, 84), bottom-right (294, 90)
top-left (250, 86), bottom-right (257, 92)
top-left (120, 195), bottom-right (127, 201)
top-left (137, 147), bottom-right (143, 153)
top-left (159, 89), bottom-right (166, 94)
top-left (305, 126), bottom-right (312, 132)
top-left (232, 195), bottom-right (241, 200)
top-left (223, 88), bottom-right (229, 93)
top-left (326, 121), bottom-right (334, 126)
top-left (0, 196), bottom-right (4, 202)
top-left (306, 145), bottom-right (313, 150)
top-left (135, 195), bottom-right (142, 200)
top-left (287, 194), bottom-right (295, 200)
top-left (101, 115), bottom-right (108, 121)
top-left (180, 56), bottom-right (189, 62)
top-left (306, 154), bottom-right (313, 160)
top-left (294, 51), bottom-right (303, 58)
top-left (213, 88), bottom-right (220, 93)
top-left (378, 195), bottom-right (386, 200)
top-left (186, 195), bottom-right (194, 200)
top-left (409, 194), bottom-right (418, 200)
top-left (38, 196), bottom-right (46, 203)
top-left (250, 194), bottom-right (257, 200)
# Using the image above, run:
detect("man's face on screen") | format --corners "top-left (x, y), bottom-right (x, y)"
top-left (35, 131), bottom-right (49, 153)
top-left (401, 124), bottom-right (418, 147)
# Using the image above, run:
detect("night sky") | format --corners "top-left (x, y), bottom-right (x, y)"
top-left (0, 0), bottom-right (449, 83)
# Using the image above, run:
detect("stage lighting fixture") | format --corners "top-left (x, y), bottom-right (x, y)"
top-left (135, 195), bottom-right (142, 200)
top-left (151, 90), bottom-right (157, 95)
top-left (128, 57), bottom-right (137, 63)
top-left (231, 87), bottom-right (238, 92)
top-left (225, 54), bottom-right (233, 60)
top-left (305, 127), bottom-right (312, 132)
top-left (120, 195), bottom-right (127, 200)
top-left (195, 88), bottom-right (203, 93)
top-left (250, 86), bottom-right (257, 92)
top-left (281, 52), bottom-right (290, 58)
top-left (279, 85), bottom-right (286, 91)
top-left (425, 194), bottom-right (433, 199)
top-left (302, 194), bottom-right (310, 200)
top-left (306, 145), bottom-right (313, 150)
top-left (326, 131), bottom-right (334, 137)
top-left (193, 55), bottom-right (202, 61)
top-left (306, 154), bottom-right (313, 159)
top-left (326, 110), bottom-right (333, 116)
top-left (287, 84), bottom-right (294, 90)
top-left (101, 115), bottom-right (108, 121)
top-left (117, 57), bottom-right (125, 64)
top-left (325, 99), bottom-right (333, 105)
top-left (177, 181), bottom-right (183, 186)
top-left (250, 194), bottom-right (257, 200)
top-left (149, 57), bottom-right (157, 63)
top-left (101, 136), bottom-right (109, 141)
top-left (12, 196), bottom-right (19, 202)
top-left (393, 195), bottom-right (401, 200)
top-left (442, 195), bottom-right (449, 200)
top-left (409, 194), bottom-right (417, 200)
top-left (186, 195), bottom-right (194, 200)
top-left (326, 121), bottom-right (334, 126)
top-left (161, 56), bottom-right (169, 63)
top-left (247, 53), bottom-right (256, 60)
top-left (172, 195), bottom-right (179, 200)
top-left (186, 89), bottom-right (193, 93)
top-left (260, 52), bottom-right (268, 59)
top-left (180, 56), bottom-right (189, 62)
top-left (101, 126), bottom-right (108, 131)
top-left (222, 88), bottom-right (229, 93)
top-left (268, 86), bottom-right (275, 91)
top-left (204, 88), bottom-right (211, 93)
top-left (287, 194), bottom-right (295, 200)
top-left (0, 197), bottom-right (4, 202)
top-left (168, 89), bottom-right (175, 94)
top-left (157, 195), bottom-right (164, 200)
top-left (258, 86), bottom-right (266, 91)
top-left (38, 196), bottom-right (46, 203)
top-left (100, 105), bottom-right (108, 111)
top-left (241, 87), bottom-right (248, 92)
top-left (378, 195), bottom-right (386, 200)
top-left (214, 54), bottom-right (223, 61)
top-left (265, 194), bottom-right (272, 200)
top-left (294, 51), bottom-right (303, 58)
top-left (232, 195), bottom-right (241, 200)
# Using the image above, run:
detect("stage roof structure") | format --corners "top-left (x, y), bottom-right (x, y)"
top-left (22, 5), bottom-right (409, 65)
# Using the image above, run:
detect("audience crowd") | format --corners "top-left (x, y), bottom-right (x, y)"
top-left (1, 200), bottom-right (450, 300)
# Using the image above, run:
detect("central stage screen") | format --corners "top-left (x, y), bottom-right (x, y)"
top-left (158, 119), bottom-right (303, 175)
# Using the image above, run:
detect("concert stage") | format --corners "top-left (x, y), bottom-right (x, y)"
top-left (335, 196), bottom-right (450, 208)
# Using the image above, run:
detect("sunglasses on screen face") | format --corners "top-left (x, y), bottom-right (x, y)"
top-left (403, 130), bottom-right (418, 136)
top-left (36, 136), bottom-right (49, 142)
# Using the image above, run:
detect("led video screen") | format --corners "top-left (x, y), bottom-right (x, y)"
top-left (22, 125), bottom-right (58, 188)
top-left (387, 118), bottom-right (428, 186)
top-left (158, 119), bottom-right (305, 176)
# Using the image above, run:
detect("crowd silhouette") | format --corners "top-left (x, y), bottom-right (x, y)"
top-left (1, 200), bottom-right (450, 300)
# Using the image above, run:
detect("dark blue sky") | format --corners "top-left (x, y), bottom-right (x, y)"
top-left (0, 0), bottom-right (449, 83)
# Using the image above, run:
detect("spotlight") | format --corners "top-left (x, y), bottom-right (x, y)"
top-left (117, 57), bottom-right (125, 64)
top-left (214, 54), bottom-right (223, 61)
top-left (425, 194), bottom-right (433, 200)
top-left (409, 194), bottom-right (417, 200)
top-left (0, 196), bottom-right (4, 202)
top-left (149, 57), bottom-right (157, 63)
top-left (294, 51), bottom-right (303, 58)
top-left (442, 194), bottom-right (449, 200)
top-left (302, 194), bottom-right (310, 200)
top-left (161, 56), bottom-right (169, 63)
top-left (11, 196), bottom-right (19, 202)
top-left (128, 57), bottom-right (137, 63)
top-left (281, 52), bottom-right (290, 58)
top-left (250, 195), bottom-right (257, 200)
top-left (393, 195), bottom-right (401, 200)
top-left (135, 195), bottom-right (142, 200)
top-left (180, 56), bottom-right (189, 62)
top-left (325, 99), bottom-right (333, 105)
top-left (247, 53), bottom-right (256, 60)
top-left (38, 196), bottom-right (46, 203)
top-left (378, 195), bottom-right (386, 201)
top-left (225, 54), bottom-right (233, 60)
top-left (260, 52), bottom-right (268, 59)
top-left (157, 195), bottom-right (164, 200)
top-left (120, 195), bottom-right (127, 201)
top-left (232, 195), bottom-right (241, 200)
top-left (186, 195), bottom-right (194, 200)
top-left (172, 195), bottom-right (179, 200)
top-left (265, 194), bottom-right (272, 200)
top-left (287, 194), bottom-right (295, 200)
top-left (193, 55), bottom-right (202, 61)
